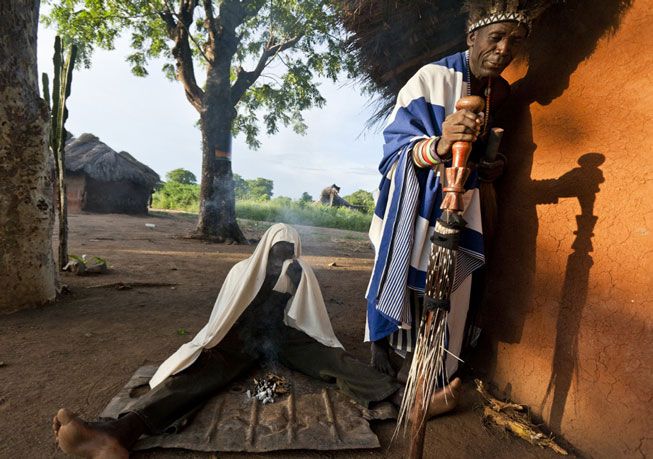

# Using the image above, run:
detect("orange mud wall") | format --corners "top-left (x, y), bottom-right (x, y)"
top-left (476, 1), bottom-right (652, 457)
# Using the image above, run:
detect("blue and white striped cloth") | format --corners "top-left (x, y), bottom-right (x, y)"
top-left (365, 51), bottom-right (485, 373)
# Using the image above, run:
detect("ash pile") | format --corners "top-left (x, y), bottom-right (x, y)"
top-left (247, 373), bottom-right (291, 404)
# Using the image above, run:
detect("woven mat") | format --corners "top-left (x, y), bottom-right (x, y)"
top-left (100, 365), bottom-right (396, 453)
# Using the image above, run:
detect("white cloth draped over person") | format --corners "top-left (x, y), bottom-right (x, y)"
top-left (150, 223), bottom-right (343, 388)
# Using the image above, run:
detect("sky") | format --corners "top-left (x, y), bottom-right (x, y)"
top-left (36, 24), bottom-right (386, 200)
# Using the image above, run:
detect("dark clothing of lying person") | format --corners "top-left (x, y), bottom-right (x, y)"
top-left (130, 290), bottom-right (399, 436)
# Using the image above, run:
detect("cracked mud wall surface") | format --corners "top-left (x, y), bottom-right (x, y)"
top-left (476, 2), bottom-right (652, 457)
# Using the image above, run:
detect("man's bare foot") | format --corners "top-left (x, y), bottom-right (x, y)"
top-left (52, 408), bottom-right (128, 458)
top-left (427, 377), bottom-right (462, 418)
top-left (396, 352), bottom-right (413, 384)
top-left (371, 340), bottom-right (396, 377)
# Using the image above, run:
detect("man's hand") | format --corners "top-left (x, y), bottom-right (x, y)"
top-left (437, 110), bottom-right (484, 158)
top-left (286, 260), bottom-right (302, 289)
top-left (478, 156), bottom-right (506, 182)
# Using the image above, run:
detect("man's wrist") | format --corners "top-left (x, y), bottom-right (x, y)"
top-left (436, 138), bottom-right (451, 159)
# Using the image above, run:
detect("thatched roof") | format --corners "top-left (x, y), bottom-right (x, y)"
top-left (65, 133), bottom-right (160, 188)
top-left (339, 0), bottom-right (592, 121)
top-left (340, 0), bottom-right (467, 120)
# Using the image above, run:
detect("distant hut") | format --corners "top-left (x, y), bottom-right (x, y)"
top-left (64, 133), bottom-right (160, 214)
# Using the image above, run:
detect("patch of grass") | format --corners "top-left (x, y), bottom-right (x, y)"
top-left (236, 200), bottom-right (372, 232)
top-left (150, 198), bottom-right (372, 232)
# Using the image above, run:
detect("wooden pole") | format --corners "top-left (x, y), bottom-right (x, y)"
top-left (408, 311), bottom-right (433, 459)
top-left (406, 96), bottom-right (485, 459)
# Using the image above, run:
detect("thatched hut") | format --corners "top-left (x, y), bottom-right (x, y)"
top-left (64, 133), bottom-right (160, 214)
top-left (341, 1), bottom-right (647, 457)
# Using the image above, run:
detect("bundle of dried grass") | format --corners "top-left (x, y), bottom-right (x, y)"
top-left (475, 380), bottom-right (569, 455)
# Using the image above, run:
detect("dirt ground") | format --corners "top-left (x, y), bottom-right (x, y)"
top-left (1, 212), bottom-right (569, 458)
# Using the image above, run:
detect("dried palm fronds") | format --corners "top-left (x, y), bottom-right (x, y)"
top-left (475, 379), bottom-right (569, 455)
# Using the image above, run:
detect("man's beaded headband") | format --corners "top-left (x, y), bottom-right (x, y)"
top-left (467, 12), bottom-right (531, 34)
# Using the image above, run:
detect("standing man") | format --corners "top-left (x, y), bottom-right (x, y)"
top-left (366, 1), bottom-right (536, 392)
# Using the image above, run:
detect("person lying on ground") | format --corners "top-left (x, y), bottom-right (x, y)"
top-left (53, 223), bottom-right (461, 458)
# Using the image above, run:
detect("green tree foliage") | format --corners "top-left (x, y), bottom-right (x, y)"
top-left (232, 174), bottom-right (273, 200)
top-left (43, 0), bottom-right (355, 241)
top-left (43, 1), bottom-right (354, 142)
top-left (166, 168), bottom-right (197, 185)
top-left (343, 189), bottom-right (375, 213)
top-left (151, 172), bottom-right (371, 231)
top-left (236, 199), bottom-right (371, 232)
top-left (151, 181), bottom-right (200, 212)
top-left (233, 173), bottom-right (249, 200)
top-left (247, 178), bottom-right (274, 201)
top-left (271, 195), bottom-right (292, 206)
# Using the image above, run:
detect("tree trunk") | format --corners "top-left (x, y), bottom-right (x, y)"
top-left (0, 0), bottom-right (58, 312)
top-left (194, 62), bottom-right (246, 243)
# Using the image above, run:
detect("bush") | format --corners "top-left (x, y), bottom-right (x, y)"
top-left (236, 200), bottom-right (371, 232)
top-left (151, 181), bottom-right (200, 212)
top-left (166, 168), bottom-right (197, 185)
top-left (234, 174), bottom-right (273, 201)
top-left (343, 189), bottom-right (375, 214)
top-left (151, 180), bottom-right (373, 232)
top-left (271, 196), bottom-right (293, 206)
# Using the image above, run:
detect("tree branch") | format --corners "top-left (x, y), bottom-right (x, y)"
top-left (158, 8), bottom-right (177, 39)
top-left (163, 0), bottom-right (212, 63)
top-left (166, 0), bottom-right (205, 111)
top-left (218, 0), bottom-right (265, 35)
top-left (202, 0), bottom-right (217, 45)
top-left (230, 35), bottom-right (302, 105)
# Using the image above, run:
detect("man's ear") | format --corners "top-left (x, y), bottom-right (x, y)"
top-left (466, 31), bottom-right (476, 48)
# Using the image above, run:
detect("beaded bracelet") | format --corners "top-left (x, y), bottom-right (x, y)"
top-left (412, 137), bottom-right (440, 168)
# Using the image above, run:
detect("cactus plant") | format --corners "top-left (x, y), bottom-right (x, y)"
top-left (41, 73), bottom-right (50, 110)
top-left (42, 36), bottom-right (77, 270)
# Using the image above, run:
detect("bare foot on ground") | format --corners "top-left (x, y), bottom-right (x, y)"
top-left (427, 377), bottom-right (462, 418)
top-left (52, 408), bottom-right (128, 459)
top-left (396, 352), bottom-right (413, 384)
top-left (371, 341), bottom-right (396, 377)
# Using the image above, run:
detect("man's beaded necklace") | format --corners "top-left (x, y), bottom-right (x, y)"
top-left (465, 51), bottom-right (492, 138)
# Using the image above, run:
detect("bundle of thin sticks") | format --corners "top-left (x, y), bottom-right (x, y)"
top-left (395, 95), bottom-right (486, 459)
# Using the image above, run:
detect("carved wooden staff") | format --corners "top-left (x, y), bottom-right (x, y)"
top-left (394, 96), bottom-right (485, 459)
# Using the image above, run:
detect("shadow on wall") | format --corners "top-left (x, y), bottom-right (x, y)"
top-left (517, 0), bottom-right (633, 106)
top-left (540, 153), bottom-right (605, 432)
top-left (475, 0), bottom-right (632, 436)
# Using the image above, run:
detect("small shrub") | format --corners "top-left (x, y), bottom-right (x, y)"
top-left (236, 200), bottom-right (371, 232)
top-left (151, 181), bottom-right (200, 212)
top-left (151, 184), bottom-right (372, 232)
top-left (343, 189), bottom-right (375, 214)
top-left (166, 168), bottom-right (197, 185)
